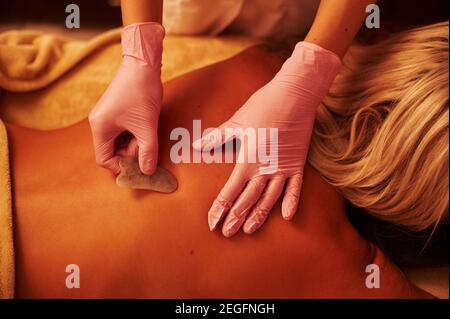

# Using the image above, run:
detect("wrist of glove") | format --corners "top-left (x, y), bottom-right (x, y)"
top-left (275, 41), bottom-right (342, 105)
top-left (121, 22), bottom-right (165, 68)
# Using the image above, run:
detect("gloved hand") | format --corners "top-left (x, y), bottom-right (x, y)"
top-left (193, 42), bottom-right (341, 237)
top-left (89, 22), bottom-right (165, 175)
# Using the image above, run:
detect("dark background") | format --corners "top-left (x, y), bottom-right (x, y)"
top-left (0, 0), bottom-right (122, 27)
top-left (0, 0), bottom-right (449, 30)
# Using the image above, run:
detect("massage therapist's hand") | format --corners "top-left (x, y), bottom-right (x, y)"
top-left (193, 42), bottom-right (342, 237)
top-left (89, 22), bottom-right (165, 175)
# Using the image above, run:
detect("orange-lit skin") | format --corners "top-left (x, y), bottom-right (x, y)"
top-left (120, 0), bottom-right (378, 58)
top-left (121, 0), bottom-right (163, 25)
top-left (7, 48), bottom-right (431, 298)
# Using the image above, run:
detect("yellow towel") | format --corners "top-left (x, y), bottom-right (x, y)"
top-left (0, 119), bottom-right (13, 299)
top-left (0, 29), bottom-right (258, 129)
top-left (0, 27), bottom-right (257, 298)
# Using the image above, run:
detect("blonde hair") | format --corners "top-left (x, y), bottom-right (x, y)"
top-left (309, 21), bottom-right (449, 232)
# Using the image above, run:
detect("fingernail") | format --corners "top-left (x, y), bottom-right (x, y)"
top-left (223, 215), bottom-right (245, 237)
top-left (113, 163), bottom-right (121, 175)
top-left (223, 223), bottom-right (237, 238)
top-left (244, 221), bottom-right (258, 234)
top-left (208, 200), bottom-right (225, 231)
top-left (208, 214), bottom-right (218, 231)
top-left (223, 219), bottom-right (238, 236)
top-left (282, 200), bottom-right (295, 220)
top-left (143, 159), bottom-right (154, 174)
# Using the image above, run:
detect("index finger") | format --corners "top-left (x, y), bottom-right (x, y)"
top-left (208, 165), bottom-right (248, 231)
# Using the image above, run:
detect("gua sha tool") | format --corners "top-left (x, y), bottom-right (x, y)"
top-left (116, 156), bottom-right (178, 193)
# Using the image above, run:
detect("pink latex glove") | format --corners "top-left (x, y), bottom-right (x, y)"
top-left (193, 42), bottom-right (341, 237)
top-left (88, 22), bottom-right (165, 175)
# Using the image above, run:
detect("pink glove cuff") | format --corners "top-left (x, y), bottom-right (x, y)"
top-left (121, 22), bottom-right (165, 68)
top-left (277, 41), bottom-right (342, 101)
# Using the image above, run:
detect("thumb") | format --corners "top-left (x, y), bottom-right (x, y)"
top-left (136, 129), bottom-right (159, 176)
top-left (192, 121), bottom-right (236, 152)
